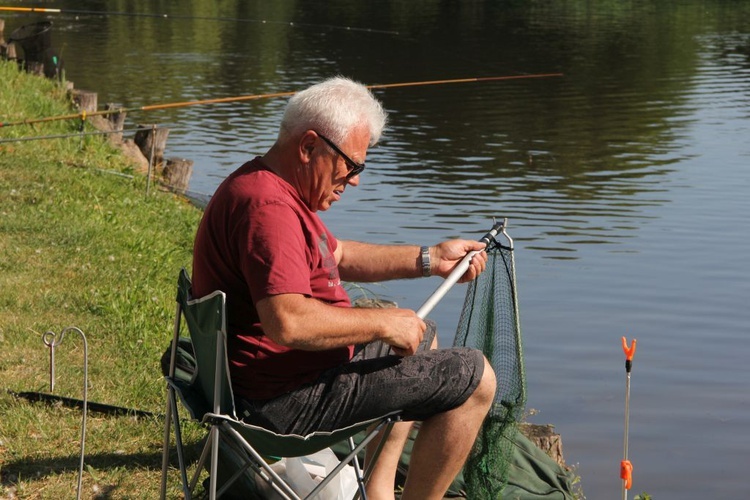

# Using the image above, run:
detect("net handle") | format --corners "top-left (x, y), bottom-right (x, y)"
top-left (416, 219), bottom-right (507, 319)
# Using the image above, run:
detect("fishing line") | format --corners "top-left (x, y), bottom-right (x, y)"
top-left (0, 6), bottom-right (400, 35)
top-left (0, 72), bottom-right (564, 129)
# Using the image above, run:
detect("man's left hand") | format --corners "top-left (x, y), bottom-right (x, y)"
top-left (431, 239), bottom-right (488, 283)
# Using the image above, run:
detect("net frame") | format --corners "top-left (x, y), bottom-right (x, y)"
top-left (454, 227), bottom-right (527, 498)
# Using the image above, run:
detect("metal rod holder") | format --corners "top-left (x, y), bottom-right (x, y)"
top-left (41, 326), bottom-right (89, 500)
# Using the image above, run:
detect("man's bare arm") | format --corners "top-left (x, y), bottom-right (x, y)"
top-left (255, 293), bottom-right (425, 355)
top-left (336, 239), bottom-right (488, 283)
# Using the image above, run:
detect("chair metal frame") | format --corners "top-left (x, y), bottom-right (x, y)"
top-left (160, 269), bottom-right (399, 499)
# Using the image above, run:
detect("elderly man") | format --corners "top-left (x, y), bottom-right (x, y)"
top-left (192, 76), bottom-right (496, 500)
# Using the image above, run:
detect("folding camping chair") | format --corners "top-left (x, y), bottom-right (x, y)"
top-left (160, 268), bottom-right (400, 499)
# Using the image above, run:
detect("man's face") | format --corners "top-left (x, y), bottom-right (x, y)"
top-left (306, 128), bottom-right (369, 212)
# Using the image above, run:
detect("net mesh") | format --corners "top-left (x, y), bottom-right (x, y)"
top-left (454, 233), bottom-right (527, 498)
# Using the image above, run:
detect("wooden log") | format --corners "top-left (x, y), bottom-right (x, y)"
top-left (70, 89), bottom-right (98, 113)
top-left (0, 20), bottom-right (12, 62)
top-left (1, 41), bottom-right (16, 61)
top-left (133, 125), bottom-right (170, 168)
top-left (519, 423), bottom-right (567, 468)
top-left (105, 103), bottom-right (127, 143)
top-left (162, 157), bottom-right (193, 193)
top-left (119, 139), bottom-right (149, 172)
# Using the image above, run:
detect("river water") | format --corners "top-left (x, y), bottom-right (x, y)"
top-left (4, 1), bottom-right (749, 498)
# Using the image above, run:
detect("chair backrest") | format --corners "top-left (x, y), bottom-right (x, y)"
top-left (176, 268), bottom-right (236, 418)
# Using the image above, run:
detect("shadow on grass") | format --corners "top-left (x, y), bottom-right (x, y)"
top-left (0, 440), bottom-right (205, 490)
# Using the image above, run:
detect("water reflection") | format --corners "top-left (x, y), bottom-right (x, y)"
top-left (4, 0), bottom-right (743, 263)
top-left (16, 0), bottom-right (707, 261)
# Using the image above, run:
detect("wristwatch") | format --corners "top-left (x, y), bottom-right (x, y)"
top-left (420, 246), bottom-right (431, 277)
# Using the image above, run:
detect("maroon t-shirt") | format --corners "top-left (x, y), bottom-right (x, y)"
top-left (192, 158), bottom-right (353, 400)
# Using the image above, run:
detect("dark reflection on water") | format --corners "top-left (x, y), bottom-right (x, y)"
top-left (5, 1), bottom-right (750, 498)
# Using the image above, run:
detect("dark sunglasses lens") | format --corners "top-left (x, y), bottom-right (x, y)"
top-left (347, 164), bottom-right (365, 179)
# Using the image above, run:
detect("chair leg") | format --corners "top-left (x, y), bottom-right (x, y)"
top-left (349, 436), bottom-right (367, 500)
top-left (188, 434), bottom-right (212, 494)
top-left (221, 423), bottom-right (300, 499)
top-left (213, 432), bottom-right (256, 498)
top-left (208, 426), bottom-right (220, 500)
top-left (159, 388), bottom-right (174, 499)
top-left (162, 386), bottom-right (193, 499)
top-left (308, 419), bottom-right (391, 500)
top-left (171, 391), bottom-right (192, 498)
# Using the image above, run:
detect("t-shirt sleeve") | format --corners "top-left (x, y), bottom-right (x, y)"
top-left (236, 201), bottom-right (313, 303)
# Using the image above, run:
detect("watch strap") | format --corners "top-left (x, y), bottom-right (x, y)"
top-left (420, 246), bottom-right (431, 277)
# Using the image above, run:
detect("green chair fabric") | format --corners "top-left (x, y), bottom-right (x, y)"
top-left (160, 269), bottom-right (400, 499)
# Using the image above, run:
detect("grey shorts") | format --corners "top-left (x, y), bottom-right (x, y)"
top-left (237, 321), bottom-right (486, 435)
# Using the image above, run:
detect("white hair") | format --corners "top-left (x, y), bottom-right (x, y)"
top-left (278, 76), bottom-right (387, 146)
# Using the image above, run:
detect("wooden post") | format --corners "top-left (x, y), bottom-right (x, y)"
top-left (520, 423), bottom-right (567, 468)
top-left (105, 103), bottom-right (127, 144)
top-left (26, 60), bottom-right (44, 76)
top-left (162, 157), bottom-right (194, 194)
top-left (133, 124), bottom-right (170, 168)
top-left (2, 41), bottom-right (17, 61)
top-left (1, 20), bottom-right (15, 61)
top-left (70, 89), bottom-right (98, 113)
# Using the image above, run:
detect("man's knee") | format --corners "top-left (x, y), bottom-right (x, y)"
top-left (473, 357), bottom-right (497, 407)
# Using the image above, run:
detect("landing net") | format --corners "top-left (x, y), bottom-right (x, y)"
top-left (454, 224), bottom-right (527, 498)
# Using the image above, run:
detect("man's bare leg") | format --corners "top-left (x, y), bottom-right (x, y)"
top-left (401, 357), bottom-right (496, 500)
top-left (364, 420), bottom-right (414, 500)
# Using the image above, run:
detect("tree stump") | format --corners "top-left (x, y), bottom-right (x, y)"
top-left (133, 125), bottom-right (170, 168)
top-left (2, 41), bottom-right (16, 61)
top-left (70, 89), bottom-right (98, 113)
top-left (519, 423), bottom-right (567, 468)
top-left (162, 157), bottom-right (193, 193)
top-left (119, 139), bottom-right (149, 172)
top-left (105, 103), bottom-right (127, 144)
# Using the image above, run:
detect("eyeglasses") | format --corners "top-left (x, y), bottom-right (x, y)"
top-left (316, 132), bottom-right (366, 180)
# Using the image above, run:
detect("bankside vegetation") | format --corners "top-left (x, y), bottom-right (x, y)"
top-left (0, 60), bottom-right (205, 497)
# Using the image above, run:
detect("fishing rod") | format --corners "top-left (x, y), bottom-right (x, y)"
top-left (0, 6), bottom-right (400, 35)
top-left (0, 72), bottom-right (564, 129)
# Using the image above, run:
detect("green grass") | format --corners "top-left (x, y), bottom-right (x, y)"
top-left (0, 60), bottom-right (207, 498)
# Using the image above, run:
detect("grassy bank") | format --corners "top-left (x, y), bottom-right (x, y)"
top-left (0, 60), bottom-right (205, 497)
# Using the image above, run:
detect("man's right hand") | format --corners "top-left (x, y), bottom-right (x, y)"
top-left (382, 308), bottom-right (427, 356)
